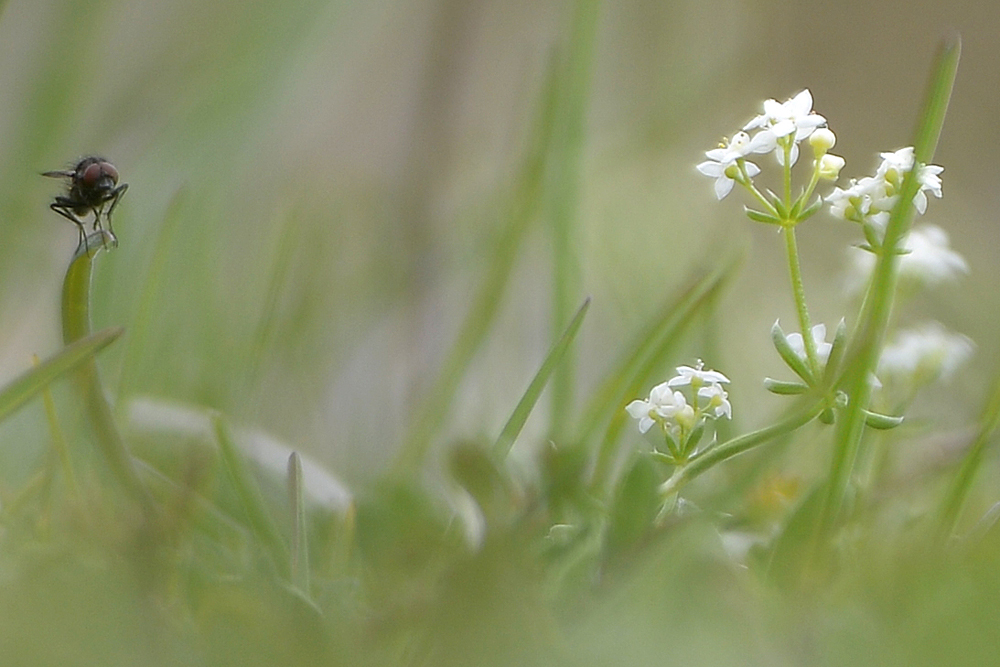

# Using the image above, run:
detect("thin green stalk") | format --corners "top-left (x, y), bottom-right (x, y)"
top-left (62, 231), bottom-right (153, 513)
top-left (658, 399), bottom-right (824, 498)
top-left (783, 227), bottom-right (819, 379)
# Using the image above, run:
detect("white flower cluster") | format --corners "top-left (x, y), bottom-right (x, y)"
top-left (878, 321), bottom-right (974, 386)
top-left (697, 89), bottom-right (836, 200)
top-left (626, 361), bottom-right (732, 436)
top-left (827, 147), bottom-right (943, 236)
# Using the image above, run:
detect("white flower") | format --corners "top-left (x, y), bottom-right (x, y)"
top-left (786, 324), bottom-right (832, 364)
top-left (697, 132), bottom-right (760, 200)
top-left (626, 383), bottom-right (689, 434)
top-left (876, 147), bottom-right (944, 215)
top-left (914, 164), bottom-right (944, 214)
top-left (698, 382), bottom-right (733, 420)
top-left (826, 176), bottom-right (885, 223)
top-left (830, 147), bottom-right (944, 225)
top-left (742, 89), bottom-right (827, 166)
top-left (898, 224), bottom-right (968, 285)
top-left (879, 322), bottom-right (974, 385)
top-left (818, 154), bottom-right (845, 181)
top-left (667, 360), bottom-right (731, 389)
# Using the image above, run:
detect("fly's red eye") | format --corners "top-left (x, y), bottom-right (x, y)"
top-left (100, 162), bottom-right (119, 184)
top-left (82, 162), bottom-right (103, 186)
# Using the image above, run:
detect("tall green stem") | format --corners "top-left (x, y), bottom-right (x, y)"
top-left (817, 37), bottom-right (960, 541)
top-left (783, 226), bottom-right (820, 379)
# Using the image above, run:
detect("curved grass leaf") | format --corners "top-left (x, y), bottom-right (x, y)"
top-left (493, 298), bottom-right (591, 460)
top-left (62, 231), bottom-right (153, 510)
top-left (0, 326), bottom-right (122, 424)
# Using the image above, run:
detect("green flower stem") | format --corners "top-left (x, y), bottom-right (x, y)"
top-left (782, 142), bottom-right (793, 204)
top-left (783, 226), bottom-right (820, 379)
top-left (800, 158), bottom-right (822, 204)
top-left (819, 37), bottom-right (959, 539)
top-left (658, 399), bottom-right (824, 499)
top-left (742, 177), bottom-right (780, 218)
top-left (62, 232), bottom-right (153, 513)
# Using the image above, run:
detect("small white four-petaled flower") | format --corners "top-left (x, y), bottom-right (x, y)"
top-left (627, 360), bottom-right (732, 435)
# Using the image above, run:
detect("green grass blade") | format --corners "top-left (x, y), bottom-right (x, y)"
top-left (62, 232), bottom-right (153, 511)
top-left (288, 452), bottom-right (310, 595)
top-left (213, 413), bottom-right (290, 576)
top-left (821, 36), bottom-right (960, 537)
top-left (937, 367), bottom-right (1000, 537)
top-left (0, 327), bottom-right (122, 424)
top-left (493, 298), bottom-right (591, 460)
top-left (547, 0), bottom-right (602, 440)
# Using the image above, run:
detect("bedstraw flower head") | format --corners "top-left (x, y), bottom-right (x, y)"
top-left (627, 360), bottom-right (732, 460)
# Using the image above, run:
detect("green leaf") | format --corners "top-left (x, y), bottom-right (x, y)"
top-left (863, 410), bottom-right (904, 430)
top-left (797, 197), bottom-right (824, 222)
top-left (603, 455), bottom-right (659, 563)
top-left (763, 378), bottom-right (810, 395)
top-left (0, 327), bottom-right (122, 424)
top-left (861, 220), bottom-right (882, 252)
top-left (789, 196), bottom-right (803, 219)
top-left (822, 318), bottom-right (848, 386)
top-left (493, 298), bottom-right (590, 459)
top-left (771, 320), bottom-right (815, 384)
top-left (773, 196), bottom-right (790, 219)
top-left (745, 207), bottom-right (781, 225)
